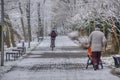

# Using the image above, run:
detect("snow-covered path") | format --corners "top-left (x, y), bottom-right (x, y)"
top-left (1, 36), bottom-right (120, 80)
top-left (38, 36), bottom-right (78, 47)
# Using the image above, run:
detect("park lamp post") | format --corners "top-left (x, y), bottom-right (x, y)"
top-left (1, 0), bottom-right (4, 66)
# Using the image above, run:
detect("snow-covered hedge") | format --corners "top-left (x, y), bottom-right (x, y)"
top-left (67, 31), bottom-right (79, 40)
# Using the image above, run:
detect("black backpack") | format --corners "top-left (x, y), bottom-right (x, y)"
top-left (51, 31), bottom-right (57, 37)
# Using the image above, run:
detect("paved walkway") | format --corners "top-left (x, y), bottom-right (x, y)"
top-left (1, 36), bottom-right (120, 80)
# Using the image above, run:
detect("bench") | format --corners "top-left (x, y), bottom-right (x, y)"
top-left (17, 47), bottom-right (26, 54)
top-left (12, 49), bottom-right (23, 56)
top-left (113, 56), bottom-right (120, 68)
top-left (37, 37), bottom-right (43, 41)
top-left (6, 51), bottom-right (19, 61)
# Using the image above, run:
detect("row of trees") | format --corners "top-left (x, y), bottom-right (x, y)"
top-left (1, 0), bottom-right (120, 54)
top-left (52, 0), bottom-right (120, 54)
top-left (3, 0), bottom-right (31, 47)
top-left (0, 0), bottom-right (46, 48)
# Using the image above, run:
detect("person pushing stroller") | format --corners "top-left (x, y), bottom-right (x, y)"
top-left (88, 24), bottom-right (107, 70)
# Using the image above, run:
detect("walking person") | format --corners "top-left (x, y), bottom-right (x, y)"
top-left (88, 24), bottom-right (107, 70)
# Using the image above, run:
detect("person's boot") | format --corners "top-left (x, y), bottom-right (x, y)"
top-left (96, 65), bottom-right (99, 70)
top-left (93, 64), bottom-right (98, 70)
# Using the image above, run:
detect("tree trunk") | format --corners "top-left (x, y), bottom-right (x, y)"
top-left (37, 3), bottom-right (41, 39)
top-left (26, 1), bottom-right (32, 41)
top-left (4, 26), bottom-right (11, 48)
top-left (5, 14), bottom-right (16, 47)
top-left (19, 2), bottom-right (27, 41)
top-left (10, 27), bottom-right (16, 47)
top-left (111, 26), bottom-right (120, 54)
top-left (12, 29), bottom-right (22, 41)
top-left (0, 25), bottom-right (2, 50)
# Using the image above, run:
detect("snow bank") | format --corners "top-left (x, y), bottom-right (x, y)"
top-left (67, 31), bottom-right (79, 40)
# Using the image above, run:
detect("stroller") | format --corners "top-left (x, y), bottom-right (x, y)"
top-left (86, 47), bottom-right (103, 69)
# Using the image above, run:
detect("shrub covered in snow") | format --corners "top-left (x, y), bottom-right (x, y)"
top-left (67, 31), bottom-right (79, 40)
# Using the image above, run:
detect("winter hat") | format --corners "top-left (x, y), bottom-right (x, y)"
top-left (95, 24), bottom-right (101, 31)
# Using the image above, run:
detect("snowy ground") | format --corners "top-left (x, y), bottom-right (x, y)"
top-left (0, 36), bottom-right (120, 80)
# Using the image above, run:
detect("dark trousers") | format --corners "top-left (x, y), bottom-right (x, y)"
top-left (92, 52), bottom-right (101, 66)
top-left (50, 38), bottom-right (55, 47)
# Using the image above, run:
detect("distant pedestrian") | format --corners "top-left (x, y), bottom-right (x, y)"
top-left (49, 29), bottom-right (57, 49)
top-left (88, 24), bottom-right (107, 70)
